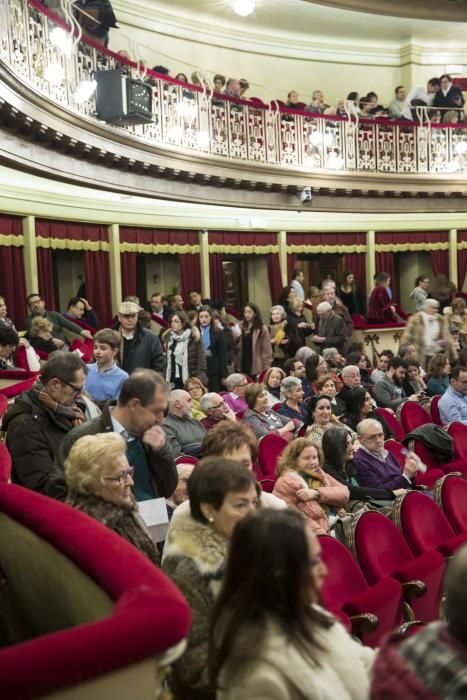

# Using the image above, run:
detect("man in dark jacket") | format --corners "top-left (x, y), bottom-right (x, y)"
top-left (25, 293), bottom-right (92, 347)
top-left (3, 352), bottom-right (88, 493)
top-left (50, 369), bottom-right (177, 502)
top-left (115, 301), bottom-right (164, 375)
top-left (312, 301), bottom-right (347, 354)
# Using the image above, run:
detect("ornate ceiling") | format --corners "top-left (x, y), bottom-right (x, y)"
top-left (303, 0), bottom-right (467, 22)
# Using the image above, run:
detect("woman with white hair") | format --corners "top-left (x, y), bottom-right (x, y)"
top-left (277, 375), bottom-right (307, 421)
top-left (65, 432), bottom-right (159, 565)
top-left (400, 298), bottom-right (456, 369)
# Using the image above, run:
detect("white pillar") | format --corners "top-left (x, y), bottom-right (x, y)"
top-left (108, 224), bottom-right (122, 314)
top-left (449, 228), bottom-right (458, 288)
top-left (366, 230), bottom-right (376, 294)
top-left (22, 215), bottom-right (38, 294)
top-left (278, 230), bottom-right (287, 286)
top-left (199, 229), bottom-right (210, 299)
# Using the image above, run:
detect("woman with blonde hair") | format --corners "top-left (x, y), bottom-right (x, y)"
top-left (273, 438), bottom-right (349, 534)
top-left (426, 353), bottom-right (451, 396)
top-left (65, 432), bottom-right (159, 564)
top-left (29, 317), bottom-right (57, 354)
top-left (184, 375), bottom-right (208, 420)
top-left (263, 366), bottom-right (286, 407)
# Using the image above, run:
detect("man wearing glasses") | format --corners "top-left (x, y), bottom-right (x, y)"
top-left (25, 293), bottom-right (92, 349)
top-left (199, 392), bottom-right (236, 431)
top-left (223, 373), bottom-right (249, 413)
top-left (4, 352), bottom-right (88, 494)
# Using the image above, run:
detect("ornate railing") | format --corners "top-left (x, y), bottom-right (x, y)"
top-left (2, 0), bottom-right (467, 177)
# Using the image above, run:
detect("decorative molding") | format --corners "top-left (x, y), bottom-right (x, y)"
top-left (303, 0), bottom-right (467, 22)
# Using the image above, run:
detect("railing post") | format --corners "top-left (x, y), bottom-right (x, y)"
top-left (366, 230), bottom-right (376, 294)
top-left (449, 228), bottom-right (458, 288)
top-left (22, 215), bottom-right (38, 294)
top-left (199, 229), bottom-right (210, 299)
top-left (108, 224), bottom-right (122, 314)
top-left (278, 230), bottom-right (288, 286)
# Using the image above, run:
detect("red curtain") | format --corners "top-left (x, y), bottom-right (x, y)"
top-left (267, 254), bottom-right (283, 304)
top-left (0, 246), bottom-right (27, 329)
top-left (343, 252), bottom-right (367, 299)
top-left (429, 250), bottom-right (449, 278)
top-left (179, 253), bottom-right (202, 300)
top-left (287, 254), bottom-right (297, 285)
top-left (375, 252), bottom-right (396, 288)
top-left (458, 248), bottom-right (467, 293)
top-left (209, 253), bottom-right (225, 301)
top-left (84, 250), bottom-right (111, 325)
top-left (37, 248), bottom-right (58, 310)
top-left (120, 252), bottom-right (137, 298)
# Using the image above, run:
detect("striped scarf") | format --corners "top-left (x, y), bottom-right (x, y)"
top-left (31, 381), bottom-right (86, 428)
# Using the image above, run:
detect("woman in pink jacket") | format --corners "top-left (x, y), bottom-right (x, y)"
top-left (273, 438), bottom-right (349, 535)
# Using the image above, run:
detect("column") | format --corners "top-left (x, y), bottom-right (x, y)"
top-left (22, 215), bottom-right (39, 293)
top-left (199, 229), bottom-right (210, 299)
top-left (366, 230), bottom-right (376, 295)
top-left (449, 228), bottom-right (458, 288)
top-left (108, 224), bottom-right (122, 312)
top-left (278, 230), bottom-right (287, 286)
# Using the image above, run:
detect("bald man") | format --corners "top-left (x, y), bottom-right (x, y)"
top-left (162, 389), bottom-right (206, 457)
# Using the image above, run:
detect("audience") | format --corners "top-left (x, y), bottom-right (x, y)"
top-left (273, 438), bottom-right (349, 534)
top-left (4, 352), bottom-right (88, 494)
top-left (426, 353), bottom-right (450, 396)
top-left (286, 298), bottom-right (314, 346)
top-left (341, 386), bottom-right (393, 438)
top-left (368, 272), bottom-right (397, 323)
top-left (401, 298), bottom-right (456, 370)
top-left (166, 460), bottom-right (195, 519)
top-left (243, 383), bottom-right (295, 439)
top-left (315, 374), bottom-right (346, 415)
top-left (200, 392), bottom-right (236, 430)
top-left (373, 357), bottom-right (422, 409)
top-left (263, 366), bottom-right (285, 406)
top-left (63, 296), bottom-right (99, 329)
top-left (388, 85), bottom-right (412, 120)
top-left (85, 328), bottom-right (128, 403)
top-left (337, 364), bottom-right (361, 405)
top-left (290, 268), bottom-right (305, 300)
top-left (28, 317), bottom-right (58, 355)
top-left (115, 301), bottom-right (165, 375)
top-left (321, 283), bottom-right (353, 338)
top-left (311, 301), bottom-right (347, 354)
top-left (223, 373), bottom-right (249, 412)
top-left (283, 356), bottom-right (313, 399)
top-left (162, 457), bottom-right (259, 699)
top-left (277, 375), bottom-right (307, 421)
top-left (430, 273), bottom-right (457, 312)
top-left (438, 365), bottom-right (467, 425)
top-left (409, 275), bottom-right (430, 312)
top-left (162, 389), bottom-right (207, 457)
top-left (305, 394), bottom-right (351, 446)
top-left (0, 326), bottom-right (21, 369)
top-left (337, 269), bottom-right (363, 316)
top-left (183, 376), bottom-right (207, 420)
top-left (197, 305), bottom-right (228, 392)
top-left (164, 309), bottom-right (207, 389)
top-left (371, 349), bottom-right (393, 384)
top-left (235, 303), bottom-right (272, 378)
top-left (25, 292), bottom-right (92, 347)
top-left (65, 432), bottom-right (159, 564)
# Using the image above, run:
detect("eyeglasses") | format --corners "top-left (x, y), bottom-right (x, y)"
top-left (363, 432), bottom-right (384, 441)
top-left (58, 379), bottom-right (85, 395)
top-left (209, 400), bottom-right (225, 409)
top-left (103, 466), bottom-right (135, 485)
top-left (235, 382), bottom-right (248, 388)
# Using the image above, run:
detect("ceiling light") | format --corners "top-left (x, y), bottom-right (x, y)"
top-left (49, 27), bottom-right (73, 57)
top-left (232, 0), bottom-right (255, 17)
top-left (44, 62), bottom-right (65, 83)
top-left (74, 79), bottom-right (97, 104)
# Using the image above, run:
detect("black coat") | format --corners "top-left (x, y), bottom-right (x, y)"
top-left (115, 323), bottom-right (165, 375)
top-left (434, 85), bottom-right (465, 110)
top-left (201, 326), bottom-right (228, 392)
top-left (4, 392), bottom-right (74, 494)
top-left (324, 462), bottom-right (395, 502)
top-left (49, 402), bottom-right (178, 501)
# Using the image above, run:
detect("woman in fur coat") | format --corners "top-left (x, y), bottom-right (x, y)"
top-left (162, 458), bottom-right (260, 699)
top-left (163, 310), bottom-right (208, 389)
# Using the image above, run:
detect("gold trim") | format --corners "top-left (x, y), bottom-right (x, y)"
top-left (119, 243), bottom-right (200, 254)
top-left (458, 241), bottom-right (467, 249)
top-left (208, 244), bottom-right (279, 254)
top-left (375, 242), bottom-right (449, 252)
top-left (0, 234), bottom-right (24, 246)
top-left (288, 244), bottom-right (367, 253)
top-left (36, 238), bottom-right (110, 251)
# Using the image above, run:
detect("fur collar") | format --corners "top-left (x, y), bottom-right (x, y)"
top-left (162, 505), bottom-right (228, 576)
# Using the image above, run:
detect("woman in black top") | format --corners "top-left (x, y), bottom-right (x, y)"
top-left (197, 305), bottom-right (228, 393)
top-left (322, 428), bottom-right (402, 502)
top-left (286, 298), bottom-right (314, 345)
top-left (337, 270), bottom-right (364, 316)
top-left (340, 387), bottom-right (393, 439)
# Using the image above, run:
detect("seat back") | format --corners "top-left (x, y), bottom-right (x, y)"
top-left (348, 511), bottom-right (414, 585)
top-left (319, 535), bottom-right (370, 608)
top-left (235, 410), bottom-right (246, 421)
top-left (0, 394), bottom-right (8, 419)
top-left (0, 443), bottom-right (12, 483)
top-left (384, 439), bottom-right (405, 468)
top-left (429, 395), bottom-right (443, 426)
top-left (257, 369), bottom-right (268, 384)
top-left (376, 408), bottom-right (404, 442)
top-left (399, 401), bottom-right (430, 433)
top-left (393, 491), bottom-right (456, 556)
top-left (447, 422), bottom-right (467, 460)
top-left (411, 438), bottom-right (441, 469)
top-left (271, 402), bottom-right (282, 412)
top-left (174, 455), bottom-right (198, 466)
top-left (257, 434), bottom-right (288, 481)
top-left (434, 473), bottom-right (467, 534)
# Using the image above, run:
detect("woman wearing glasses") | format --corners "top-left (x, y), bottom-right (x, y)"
top-left (65, 432), bottom-right (159, 565)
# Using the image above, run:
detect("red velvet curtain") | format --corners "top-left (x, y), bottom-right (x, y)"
top-left (429, 250), bottom-right (449, 278)
top-left (120, 252), bottom-right (137, 298)
top-left (267, 254), bottom-right (283, 304)
top-left (84, 250), bottom-right (111, 325)
top-left (343, 252), bottom-right (367, 299)
top-left (287, 254), bottom-right (297, 285)
top-left (458, 248), bottom-right (467, 293)
top-left (375, 252), bottom-right (396, 288)
top-left (0, 246), bottom-right (27, 329)
top-left (37, 248), bottom-right (58, 310)
top-left (179, 253), bottom-right (202, 300)
top-left (209, 253), bottom-right (225, 301)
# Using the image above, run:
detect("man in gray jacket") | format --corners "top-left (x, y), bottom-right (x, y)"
top-left (311, 301), bottom-right (347, 354)
top-left (25, 292), bottom-right (92, 347)
top-left (162, 390), bottom-right (206, 457)
top-left (373, 357), bottom-right (422, 410)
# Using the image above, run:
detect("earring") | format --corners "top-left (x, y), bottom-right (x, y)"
top-left (208, 516), bottom-right (214, 523)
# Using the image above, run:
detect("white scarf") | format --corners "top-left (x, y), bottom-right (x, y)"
top-left (421, 312), bottom-right (441, 354)
top-left (166, 328), bottom-right (191, 384)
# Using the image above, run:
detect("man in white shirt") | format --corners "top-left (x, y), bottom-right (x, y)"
top-left (388, 86), bottom-right (412, 121)
top-left (290, 269), bottom-right (305, 300)
top-left (408, 78), bottom-right (440, 110)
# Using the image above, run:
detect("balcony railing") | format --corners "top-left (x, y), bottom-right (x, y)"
top-left (1, 0), bottom-right (467, 177)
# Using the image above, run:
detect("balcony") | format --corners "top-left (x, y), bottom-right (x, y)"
top-left (1, 0), bottom-right (467, 210)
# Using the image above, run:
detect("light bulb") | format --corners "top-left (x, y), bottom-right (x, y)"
top-left (44, 62), bottom-right (65, 83)
top-left (232, 0), bottom-right (255, 17)
top-left (74, 79), bottom-right (97, 104)
top-left (50, 27), bottom-right (73, 57)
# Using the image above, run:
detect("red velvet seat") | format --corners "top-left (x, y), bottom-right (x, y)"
top-left (0, 393), bottom-right (8, 419)
top-left (0, 370), bottom-right (38, 399)
top-left (235, 409), bottom-right (246, 421)
top-left (446, 422), bottom-right (467, 460)
top-left (174, 455), bottom-right (198, 466)
top-left (319, 535), bottom-right (404, 647)
top-left (0, 443), bottom-right (12, 482)
top-left (271, 402), bottom-right (282, 412)
top-left (257, 434), bottom-right (288, 484)
top-left (349, 511), bottom-right (445, 622)
top-left (393, 490), bottom-right (467, 558)
top-left (257, 369), bottom-right (268, 383)
top-left (399, 401), bottom-right (430, 433)
top-left (384, 439), bottom-right (444, 488)
top-left (434, 472), bottom-right (467, 534)
top-left (376, 408), bottom-right (404, 442)
top-left (408, 436), bottom-right (467, 476)
top-left (429, 395), bottom-right (443, 426)
top-left (69, 338), bottom-right (94, 363)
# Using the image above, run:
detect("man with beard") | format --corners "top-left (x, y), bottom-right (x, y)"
top-left (373, 357), bottom-right (423, 410)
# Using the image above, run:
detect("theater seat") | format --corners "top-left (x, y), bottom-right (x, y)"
top-left (319, 534), bottom-right (404, 647)
top-left (376, 408), bottom-right (404, 442)
top-left (384, 439), bottom-right (444, 489)
top-left (429, 395), bottom-right (443, 426)
top-left (392, 490), bottom-right (467, 558)
top-left (434, 472), bottom-right (467, 534)
top-left (257, 433), bottom-right (288, 483)
top-left (348, 510), bottom-right (445, 622)
top-left (0, 393), bottom-right (8, 419)
top-left (446, 422), bottom-right (467, 460)
top-left (0, 443), bottom-right (12, 482)
top-left (408, 437), bottom-right (467, 477)
top-left (399, 402), bottom-right (430, 433)
top-left (174, 455), bottom-right (198, 466)
top-left (0, 484), bottom-right (190, 700)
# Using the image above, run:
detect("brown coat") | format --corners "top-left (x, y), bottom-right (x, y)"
top-left (235, 324), bottom-right (273, 376)
top-left (400, 312), bottom-right (457, 365)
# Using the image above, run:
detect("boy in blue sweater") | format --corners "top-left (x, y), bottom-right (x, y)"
top-left (85, 328), bottom-right (128, 404)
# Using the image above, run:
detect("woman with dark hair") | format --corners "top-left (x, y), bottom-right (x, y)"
top-left (209, 509), bottom-right (374, 700)
top-left (278, 285), bottom-right (297, 311)
top-left (197, 305), bottom-right (228, 393)
top-left (368, 272), bottom-right (397, 323)
top-left (305, 394), bottom-right (352, 446)
top-left (243, 383), bottom-right (295, 439)
top-left (305, 353), bottom-right (328, 394)
top-left (340, 387), bottom-right (393, 439)
top-left (286, 298), bottom-right (314, 345)
top-left (322, 428), bottom-right (404, 503)
top-left (234, 303), bottom-right (272, 378)
top-left (163, 310), bottom-right (207, 389)
top-left (162, 457), bottom-right (260, 699)
top-left (0, 325), bottom-right (20, 370)
top-left (426, 353), bottom-right (451, 396)
top-left (346, 350), bottom-right (372, 391)
top-left (337, 270), bottom-right (364, 316)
